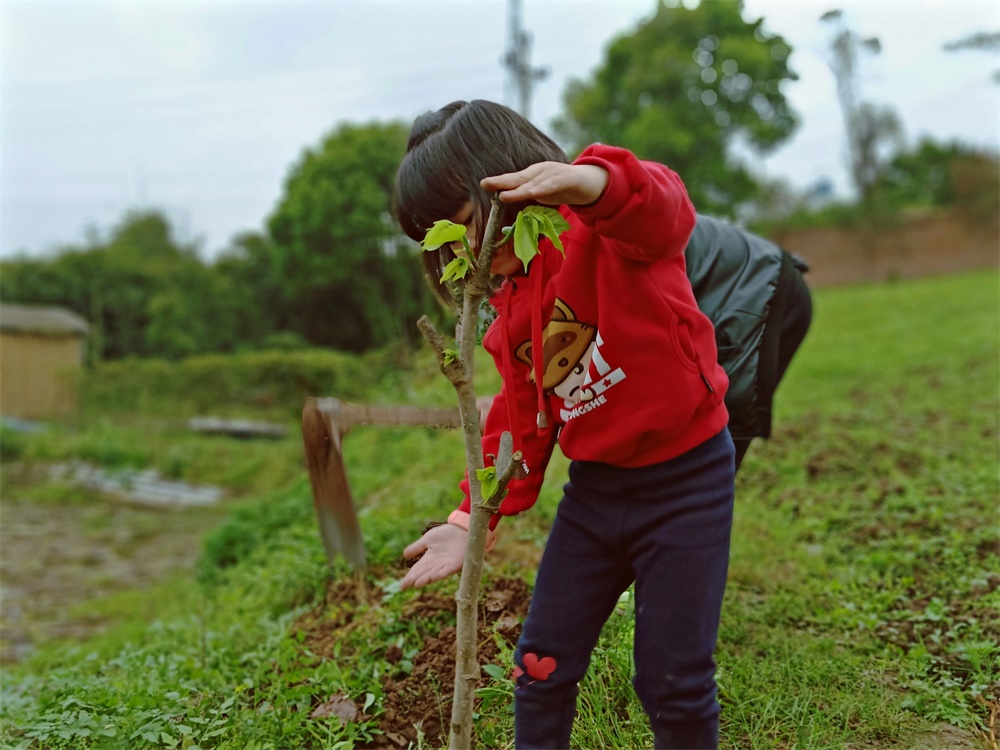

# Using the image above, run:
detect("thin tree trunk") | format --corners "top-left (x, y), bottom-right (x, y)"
top-left (417, 196), bottom-right (522, 749)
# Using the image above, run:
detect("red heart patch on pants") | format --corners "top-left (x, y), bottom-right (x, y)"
top-left (522, 652), bottom-right (557, 681)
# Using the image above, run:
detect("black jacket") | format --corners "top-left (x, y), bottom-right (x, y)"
top-left (684, 214), bottom-right (809, 440)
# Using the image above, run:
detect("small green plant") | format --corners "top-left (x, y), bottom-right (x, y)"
top-left (421, 205), bottom-right (569, 281)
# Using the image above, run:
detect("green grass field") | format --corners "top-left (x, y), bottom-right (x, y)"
top-left (1, 269), bottom-right (996, 749)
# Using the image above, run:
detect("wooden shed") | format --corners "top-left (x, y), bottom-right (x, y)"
top-left (1, 304), bottom-right (90, 420)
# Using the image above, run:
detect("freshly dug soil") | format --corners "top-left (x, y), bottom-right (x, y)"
top-left (294, 572), bottom-right (532, 749)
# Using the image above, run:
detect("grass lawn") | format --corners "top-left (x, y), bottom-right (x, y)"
top-left (0, 269), bottom-right (996, 749)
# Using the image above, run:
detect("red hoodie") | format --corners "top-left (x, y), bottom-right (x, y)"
top-left (458, 144), bottom-right (729, 528)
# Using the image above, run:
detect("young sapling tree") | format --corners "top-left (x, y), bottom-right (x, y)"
top-left (415, 196), bottom-right (568, 749)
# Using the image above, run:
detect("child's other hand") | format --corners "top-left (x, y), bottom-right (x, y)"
top-left (476, 395), bottom-right (495, 434)
top-left (400, 523), bottom-right (467, 589)
top-left (481, 162), bottom-right (609, 207)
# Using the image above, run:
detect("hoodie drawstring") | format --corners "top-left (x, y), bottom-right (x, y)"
top-left (499, 281), bottom-right (523, 459)
top-left (529, 251), bottom-right (549, 431)
top-left (497, 250), bottom-right (553, 469)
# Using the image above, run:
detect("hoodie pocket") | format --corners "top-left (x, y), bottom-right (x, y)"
top-left (667, 310), bottom-right (700, 374)
top-left (674, 310), bottom-right (722, 399)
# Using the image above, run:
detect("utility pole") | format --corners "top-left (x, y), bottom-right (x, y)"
top-left (501, 0), bottom-right (549, 120)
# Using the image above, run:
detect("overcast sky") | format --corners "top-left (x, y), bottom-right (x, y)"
top-left (2, 0), bottom-right (998, 260)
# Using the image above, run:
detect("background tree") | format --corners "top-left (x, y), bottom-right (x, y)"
top-left (1, 122), bottom-right (438, 359)
top-left (213, 231), bottom-right (289, 347)
top-left (943, 30), bottom-right (1000, 84)
top-left (875, 139), bottom-right (998, 230)
top-left (875, 138), bottom-right (990, 210)
top-left (266, 122), bottom-right (433, 352)
top-left (820, 9), bottom-right (903, 204)
top-left (553, 0), bottom-right (798, 215)
top-left (0, 211), bottom-right (260, 360)
top-left (740, 174), bottom-right (805, 226)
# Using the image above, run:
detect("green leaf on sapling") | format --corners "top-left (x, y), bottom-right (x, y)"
top-left (528, 207), bottom-right (570, 253)
top-left (422, 220), bottom-right (467, 252)
top-left (476, 466), bottom-right (499, 500)
top-left (442, 349), bottom-right (459, 365)
top-left (510, 206), bottom-right (570, 271)
top-left (440, 256), bottom-right (471, 282)
top-left (512, 215), bottom-right (539, 271)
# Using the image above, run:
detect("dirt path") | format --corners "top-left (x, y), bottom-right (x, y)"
top-left (0, 491), bottom-right (224, 664)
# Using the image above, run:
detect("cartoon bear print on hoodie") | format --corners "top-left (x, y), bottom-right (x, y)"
top-left (514, 299), bottom-right (627, 418)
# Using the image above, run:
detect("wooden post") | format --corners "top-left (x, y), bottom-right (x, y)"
top-left (301, 397), bottom-right (463, 569)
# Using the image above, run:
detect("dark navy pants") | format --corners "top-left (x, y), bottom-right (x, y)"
top-left (513, 428), bottom-right (735, 749)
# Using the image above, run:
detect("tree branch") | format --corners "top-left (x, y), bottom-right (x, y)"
top-left (464, 194), bottom-right (505, 297)
top-left (479, 433), bottom-right (522, 515)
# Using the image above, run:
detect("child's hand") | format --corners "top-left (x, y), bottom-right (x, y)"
top-left (481, 162), bottom-right (609, 207)
top-left (476, 395), bottom-right (495, 434)
top-left (400, 523), bottom-right (467, 589)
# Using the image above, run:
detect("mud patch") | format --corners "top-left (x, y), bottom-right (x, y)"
top-left (0, 495), bottom-right (224, 663)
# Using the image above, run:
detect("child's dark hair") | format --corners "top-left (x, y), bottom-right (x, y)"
top-left (394, 99), bottom-right (568, 307)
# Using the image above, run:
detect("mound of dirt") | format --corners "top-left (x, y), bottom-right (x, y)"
top-left (375, 576), bottom-right (530, 748)
top-left (293, 572), bottom-right (532, 749)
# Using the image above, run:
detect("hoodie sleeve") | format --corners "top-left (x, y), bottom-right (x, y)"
top-left (456, 370), bottom-right (558, 531)
top-left (571, 144), bottom-right (696, 264)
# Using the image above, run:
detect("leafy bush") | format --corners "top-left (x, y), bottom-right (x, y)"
top-left (82, 345), bottom-right (415, 419)
top-left (0, 422), bottom-right (27, 461)
top-left (198, 488), bottom-right (315, 584)
top-left (751, 141), bottom-right (1000, 236)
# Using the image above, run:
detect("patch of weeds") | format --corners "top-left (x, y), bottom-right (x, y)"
top-left (197, 488), bottom-right (315, 584)
top-left (476, 659), bottom-right (516, 748)
top-left (720, 636), bottom-right (920, 749)
top-left (3, 480), bottom-right (108, 506)
top-left (3, 607), bottom-right (386, 750)
top-left (0, 422), bottom-right (30, 461)
top-left (879, 586), bottom-right (1000, 732)
top-left (572, 590), bottom-right (651, 749)
top-left (74, 419), bottom-right (154, 469)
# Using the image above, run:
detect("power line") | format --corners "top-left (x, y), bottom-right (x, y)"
top-left (501, 0), bottom-right (549, 121)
